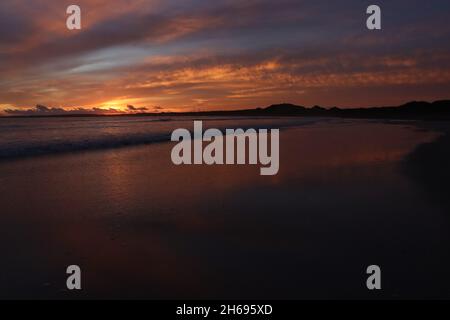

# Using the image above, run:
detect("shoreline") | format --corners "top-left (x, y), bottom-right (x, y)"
top-left (1, 119), bottom-right (448, 298)
top-left (0, 117), bottom-right (324, 162)
top-left (1, 116), bottom-right (444, 163)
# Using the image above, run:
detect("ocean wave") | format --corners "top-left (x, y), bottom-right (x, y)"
top-left (0, 132), bottom-right (172, 160)
top-left (0, 117), bottom-right (324, 161)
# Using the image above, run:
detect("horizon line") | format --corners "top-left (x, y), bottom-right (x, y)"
top-left (1, 99), bottom-right (450, 118)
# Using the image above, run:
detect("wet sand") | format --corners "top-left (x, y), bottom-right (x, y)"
top-left (1, 119), bottom-right (450, 299)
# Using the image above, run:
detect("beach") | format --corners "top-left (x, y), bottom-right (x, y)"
top-left (1, 117), bottom-right (450, 299)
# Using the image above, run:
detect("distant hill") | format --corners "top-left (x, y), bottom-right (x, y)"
top-left (166, 100), bottom-right (450, 120)
top-left (258, 100), bottom-right (450, 120)
top-left (3, 100), bottom-right (450, 120)
top-left (345, 100), bottom-right (450, 119)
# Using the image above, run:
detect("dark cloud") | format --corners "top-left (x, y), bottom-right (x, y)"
top-left (0, 3), bottom-right (35, 49)
top-left (4, 105), bottom-right (127, 116)
top-left (127, 105), bottom-right (148, 111)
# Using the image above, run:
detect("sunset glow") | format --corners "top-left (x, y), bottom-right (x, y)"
top-left (1, 0), bottom-right (450, 115)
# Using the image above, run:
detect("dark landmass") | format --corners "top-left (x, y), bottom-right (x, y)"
top-left (2, 100), bottom-right (450, 120)
top-left (402, 126), bottom-right (450, 212)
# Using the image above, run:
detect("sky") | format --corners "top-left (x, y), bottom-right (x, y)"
top-left (0, 0), bottom-right (450, 115)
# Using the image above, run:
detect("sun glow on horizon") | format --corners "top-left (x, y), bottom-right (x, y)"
top-left (1, 0), bottom-right (449, 115)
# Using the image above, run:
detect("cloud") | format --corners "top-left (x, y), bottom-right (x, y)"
top-left (1, 0), bottom-right (450, 110)
top-left (0, 4), bottom-right (34, 48)
top-left (4, 105), bottom-right (128, 116)
top-left (127, 105), bottom-right (148, 111)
